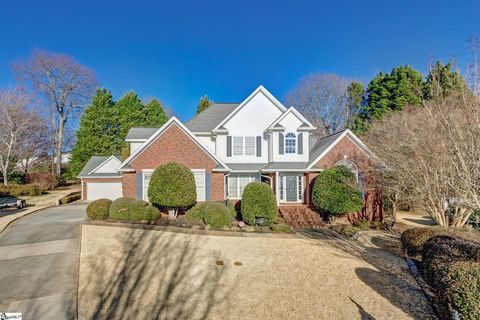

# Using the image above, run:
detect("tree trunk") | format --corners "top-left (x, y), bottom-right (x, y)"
top-left (2, 167), bottom-right (8, 186)
top-left (55, 120), bottom-right (64, 176)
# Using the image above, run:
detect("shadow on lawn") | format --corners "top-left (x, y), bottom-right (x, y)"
top-left (79, 228), bottom-right (232, 320)
top-left (298, 229), bottom-right (435, 320)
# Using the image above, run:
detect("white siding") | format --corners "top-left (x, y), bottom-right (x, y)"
top-left (130, 142), bottom-right (144, 155)
top-left (272, 112), bottom-right (309, 162)
top-left (94, 157), bottom-right (121, 173)
top-left (197, 135), bottom-right (215, 152)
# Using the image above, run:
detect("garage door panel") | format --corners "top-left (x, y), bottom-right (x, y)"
top-left (86, 182), bottom-right (122, 201)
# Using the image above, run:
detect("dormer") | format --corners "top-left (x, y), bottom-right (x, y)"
top-left (125, 128), bottom-right (159, 154)
top-left (267, 107), bottom-right (316, 162)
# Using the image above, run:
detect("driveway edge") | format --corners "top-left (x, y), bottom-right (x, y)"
top-left (0, 205), bottom-right (57, 235)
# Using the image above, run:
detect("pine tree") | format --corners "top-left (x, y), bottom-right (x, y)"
top-left (144, 98), bottom-right (169, 126)
top-left (196, 95), bottom-right (213, 114)
top-left (424, 61), bottom-right (466, 100)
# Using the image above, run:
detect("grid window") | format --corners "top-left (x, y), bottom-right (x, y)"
top-left (227, 174), bottom-right (259, 198)
top-left (244, 137), bottom-right (255, 156)
top-left (143, 173), bottom-right (152, 201)
top-left (232, 136), bottom-right (256, 156)
top-left (233, 137), bottom-right (244, 156)
top-left (285, 133), bottom-right (296, 154)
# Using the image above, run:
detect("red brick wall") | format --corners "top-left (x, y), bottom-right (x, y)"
top-left (122, 123), bottom-right (224, 200)
top-left (81, 178), bottom-right (122, 200)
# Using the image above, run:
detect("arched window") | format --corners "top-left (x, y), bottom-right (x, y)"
top-left (335, 159), bottom-right (366, 198)
top-left (285, 133), bottom-right (296, 154)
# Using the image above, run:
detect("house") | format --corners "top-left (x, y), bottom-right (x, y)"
top-left (78, 86), bottom-right (379, 226)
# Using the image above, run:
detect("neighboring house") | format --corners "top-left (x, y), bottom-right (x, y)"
top-left (78, 86), bottom-right (379, 226)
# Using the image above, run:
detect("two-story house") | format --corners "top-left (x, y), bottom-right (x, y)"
top-left (78, 86), bottom-right (378, 224)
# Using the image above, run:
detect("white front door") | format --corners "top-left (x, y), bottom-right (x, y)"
top-left (279, 174), bottom-right (303, 203)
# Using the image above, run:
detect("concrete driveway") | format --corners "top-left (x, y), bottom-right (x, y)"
top-left (0, 203), bottom-right (86, 319)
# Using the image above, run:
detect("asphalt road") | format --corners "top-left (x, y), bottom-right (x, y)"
top-left (0, 203), bottom-right (86, 319)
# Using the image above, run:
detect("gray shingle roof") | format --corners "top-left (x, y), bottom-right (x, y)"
top-left (125, 128), bottom-right (159, 140)
top-left (226, 163), bottom-right (267, 171)
top-left (308, 130), bottom-right (346, 166)
top-left (263, 162), bottom-right (310, 170)
top-left (77, 156), bottom-right (122, 178)
top-left (184, 103), bottom-right (239, 132)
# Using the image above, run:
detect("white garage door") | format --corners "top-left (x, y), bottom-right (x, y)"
top-left (86, 182), bottom-right (122, 201)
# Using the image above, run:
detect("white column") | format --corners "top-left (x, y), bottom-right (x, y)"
top-left (275, 171), bottom-right (280, 205)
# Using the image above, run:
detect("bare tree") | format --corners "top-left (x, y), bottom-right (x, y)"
top-left (13, 50), bottom-right (98, 175)
top-left (285, 73), bottom-right (356, 136)
top-left (0, 88), bottom-right (37, 186)
top-left (17, 114), bottom-right (50, 173)
top-left (365, 92), bottom-right (480, 227)
top-left (467, 36), bottom-right (480, 97)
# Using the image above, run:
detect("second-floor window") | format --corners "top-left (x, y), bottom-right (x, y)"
top-left (285, 133), bottom-right (296, 154)
top-left (233, 136), bottom-right (256, 156)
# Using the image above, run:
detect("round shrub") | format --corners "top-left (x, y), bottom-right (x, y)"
top-left (109, 197), bottom-right (135, 220)
top-left (241, 182), bottom-right (277, 226)
top-left (186, 204), bottom-right (204, 222)
top-left (128, 200), bottom-right (149, 221)
top-left (143, 205), bottom-right (160, 221)
top-left (86, 198), bottom-right (112, 220)
top-left (148, 162), bottom-right (196, 214)
top-left (202, 202), bottom-right (231, 227)
top-left (312, 166), bottom-right (362, 222)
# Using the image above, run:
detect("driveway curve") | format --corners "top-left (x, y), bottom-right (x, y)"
top-left (0, 203), bottom-right (86, 319)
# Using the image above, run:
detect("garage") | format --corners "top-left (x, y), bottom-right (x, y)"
top-left (85, 181), bottom-right (123, 201)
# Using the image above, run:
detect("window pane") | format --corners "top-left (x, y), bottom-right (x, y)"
top-left (280, 176), bottom-right (284, 200)
top-left (193, 172), bottom-right (205, 201)
top-left (285, 133), bottom-right (296, 154)
top-left (228, 175), bottom-right (238, 198)
top-left (233, 137), bottom-right (243, 156)
top-left (143, 174), bottom-right (151, 201)
top-left (244, 136), bottom-right (255, 156)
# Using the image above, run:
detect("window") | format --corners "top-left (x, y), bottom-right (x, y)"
top-left (143, 173), bottom-right (152, 201)
top-left (232, 136), bottom-right (256, 156)
top-left (285, 133), bottom-right (296, 154)
top-left (227, 174), bottom-right (259, 198)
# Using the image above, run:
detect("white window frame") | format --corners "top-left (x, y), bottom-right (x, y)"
top-left (142, 168), bottom-right (206, 201)
top-left (285, 133), bottom-right (296, 154)
top-left (232, 136), bottom-right (257, 156)
top-left (279, 173), bottom-right (303, 203)
top-left (227, 173), bottom-right (259, 199)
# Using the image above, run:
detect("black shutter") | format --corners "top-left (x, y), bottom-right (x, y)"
top-left (279, 133), bottom-right (284, 155)
top-left (298, 133), bottom-right (303, 154)
top-left (136, 173), bottom-right (143, 200)
top-left (227, 136), bottom-right (232, 157)
top-left (256, 136), bottom-right (262, 157)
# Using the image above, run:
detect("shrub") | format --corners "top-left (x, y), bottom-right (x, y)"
top-left (128, 200), bottom-right (149, 221)
top-left (186, 205), bottom-right (204, 222)
top-left (59, 192), bottom-right (81, 204)
top-left (241, 182), bottom-right (277, 226)
top-left (312, 166), bottom-right (362, 223)
top-left (422, 236), bottom-right (480, 319)
top-left (148, 162), bottom-right (196, 216)
top-left (330, 224), bottom-right (361, 237)
top-left (26, 172), bottom-right (58, 190)
top-left (8, 171), bottom-right (26, 184)
top-left (216, 200), bottom-right (236, 219)
top-left (86, 199), bottom-right (112, 220)
top-left (355, 219), bottom-right (371, 230)
top-left (0, 184), bottom-right (44, 197)
top-left (143, 205), bottom-right (160, 221)
top-left (270, 224), bottom-right (292, 233)
top-left (109, 197), bottom-right (135, 220)
top-left (401, 227), bottom-right (479, 256)
top-left (202, 202), bottom-right (232, 227)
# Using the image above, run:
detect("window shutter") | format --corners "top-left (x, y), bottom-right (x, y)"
top-left (298, 133), bottom-right (303, 154)
top-left (227, 136), bottom-right (232, 157)
top-left (205, 172), bottom-right (211, 201)
top-left (136, 173), bottom-right (143, 200)
top-left (279, 133), bottom-right (284, 155)
top-left (256, 136), bottom-right (262, 157)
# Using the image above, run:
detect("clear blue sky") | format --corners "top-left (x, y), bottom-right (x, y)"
top-left (1, 0), bottom-right (479, 121)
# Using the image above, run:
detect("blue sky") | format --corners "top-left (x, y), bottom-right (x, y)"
top-left (1, 0), bottom-right (479, 121)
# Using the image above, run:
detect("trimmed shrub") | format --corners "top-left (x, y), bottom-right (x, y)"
top-left (241, 182), bottom-right (277, 226)
top-left (186, 205), bottom-right (204, 222)
top-left (0, 184), bottom-right (44, 197)
top-left (422, 236), bottom-right (480, 319)
top-left (148, 162), bottom-right (196, 215)
top-left (270, 224), bottom-right (292, 233)
top-left (401, 227), bottom-right (479, 256)
top-left (59, 192), bottom-right (81, 205)
top-left (86, 199), bottom-right (112, 220)
top-left (216, 200), bottom-right (236, 219)
top-left (143, 205), bottom-right (160, 221)
top-left (109, 197), bottom-right (135, 220)
top-left (202, 202), bottom-right (231, 227)
top-left (128, 200), bottom-right (149, 221)
top-left (312, 166), bottom-right (363, 223)
top-left (26, 172), bottom-right (58, 190)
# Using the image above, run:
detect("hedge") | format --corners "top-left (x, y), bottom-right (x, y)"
top-left (401, 227), bottom-right (479, 257)
top-left (422, 236), bottom-right (480, 319)
top-left (0, 184), bottom-right (44, 197)
top-left (86, 199), bottom-right (112, 220)
top-left (312, 166), bottom-right (362, 221)
top-left (185, 201), bottom-right (233, 227)
top-left (148, 162), bottom-right (197, 212)
top-left (109, 197), bottom-right (135, 220)
top-left (241, 182), bottom-right (277, 226)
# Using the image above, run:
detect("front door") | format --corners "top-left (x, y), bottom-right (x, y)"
top-left (285, 176), bottom-right (298, 202)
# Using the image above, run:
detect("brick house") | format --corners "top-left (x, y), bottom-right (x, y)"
top-left (78, 86), bottom-right (380, 225)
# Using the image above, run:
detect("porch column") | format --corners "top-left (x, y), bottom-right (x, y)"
top-left (275, 171), bottom-right (279, 205)
top-left (305, 173), bottom-right (309, 205)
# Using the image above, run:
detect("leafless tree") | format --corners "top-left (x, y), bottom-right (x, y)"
top-left (13, 50), bottom-right (98, 175)
top-left (365, 91), bottom-right (480, 227)
top-left (17, 114), bottom-right (50, 173)
top-left (285, 73), bottom-right (356, 136)
top-left (0, 88), bottom-right (37, 185)
top-left (467, 36), bottom-right (480, 97)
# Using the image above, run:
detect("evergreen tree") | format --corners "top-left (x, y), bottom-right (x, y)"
top-left (196, 95), bottom-right (213, 114)
top-left (70, 89), bottom-right (120, 176)
top-left (144, 98), bottom-right (169, 126)
top-left (424, 61), bottom-right (466, 100)
top-left (346, 82), bottom-right (364, 115)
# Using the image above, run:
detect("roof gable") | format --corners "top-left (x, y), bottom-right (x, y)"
top-left (268, 107), bottom-right (315, 130)
top-left (90, 156), bottom-right (122, 174)
top-left (119, 117), bottom-right (229, 171)
top-left (77, 155), bottom-right (122, 178)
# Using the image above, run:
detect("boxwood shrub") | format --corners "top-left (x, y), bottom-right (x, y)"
top-left (241, 182), bottom-right (277, 226)
top-left (128, 200), bottom-right (149, 221)
top-left (86, 198), bottom-right (112, 220)
top-left (143, 205), bottom-right (160, 221)
top-left (202, 202), bottom-right (232, 227)
top-left (109, 197), bottom-right (135, 220)
top-left (148, 162), bottom-right (197, 214)
top-left (186, 204), bottom-right (204, 222)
